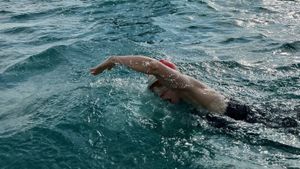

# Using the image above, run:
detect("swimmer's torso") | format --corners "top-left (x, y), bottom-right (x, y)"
top-left (176, 76), bottom-right (228, 114)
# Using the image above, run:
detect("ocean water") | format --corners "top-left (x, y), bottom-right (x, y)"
top-left (0, 0), bottom-right (300, 168)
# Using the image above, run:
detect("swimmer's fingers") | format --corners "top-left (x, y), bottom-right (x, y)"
top-left (90, 66), bottom-right (107, 75)
top-left (90, 68), bottom-right (101, 75)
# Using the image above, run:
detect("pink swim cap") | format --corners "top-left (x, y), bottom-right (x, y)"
top-left (159, 59), bottom-right (177, 70)
top-left (147, 59), bottom-right (177, 88)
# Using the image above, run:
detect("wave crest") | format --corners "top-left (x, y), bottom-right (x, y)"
top-left (1, 45), bottom-right (68, 83)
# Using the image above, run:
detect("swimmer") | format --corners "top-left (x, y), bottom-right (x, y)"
top-left (90, 55), bottom-right (254, 121)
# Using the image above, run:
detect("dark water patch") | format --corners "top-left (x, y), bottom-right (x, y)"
top-left (220, 34), bottom-right (268, 45)
top-left (279, 0), bottom-right (299, 1)
top-left (254, 41), bottom-right (300, 53)
top-left (275, 63), bottom-right (300, 71)
top-left (220, 37), bottom-right (252, 44)
top-left (279, 41), bottom-right (300, 52)
top-left (253, 41), bottom-right (300, 53)
top-left (281, 117), bottom-right (298, 128)
top-left (1, 26), bottom-right (35, 34)
top-left (251, 46), bottom-right (278, 53)
top-left (186, 25), bottom-right (215, 31)
top-left (266, 42), bottom-right (282, 47)
top-left (0, 10), bottom-right (13, 14)
top-left (175, 11), bottom-right (208, 17)
top-left (186, 0), bottom-right (208, 4)
top-left (255, 7), bottom-right (278, 14)
top-left (213, 60), bottom-right (252, 69)
top-left (265, 115), bottom-right (299, 129)
top-left (277, 92), bottom-right (300, 100)
top-left (111, 18), bottom-right (150, 27)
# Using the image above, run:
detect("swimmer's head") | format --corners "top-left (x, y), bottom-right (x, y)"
top-left (147, 59), bottom-right (179, 103)
top-left (147, 59), bottom-right (177, 88)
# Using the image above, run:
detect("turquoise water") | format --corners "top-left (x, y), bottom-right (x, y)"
top-left (1, 0), bottom-right (300, 168)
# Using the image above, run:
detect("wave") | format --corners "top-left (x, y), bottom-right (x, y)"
top-left (9, 5), bottom-right (86, 21)
top-left (0, 10), bottom-right (13, 14)
top-left (279, 41), bottom-right (300, 52)
top-left (254, 137), bottom-right (300, 154)
top-left (2, 26), bottom-right (35, 34)
top-left (186, 25), bottom-right (214, 30)
top-left (93, 0), bottom-right (129, 7)
top-left (278, 0), bottom-right (299, 2)
top-left (253, 41), bottom-right (300, 53)
top-left (175, 0), bottom-right (218, 14)
top-left (1, 45), bottom-right (68, 83)
top-left (255, 7), bottom-right (278, 14)
top-left (180, 60), bottom-right (250, 68)
top-left (200, 1), bottom-right (219, 11)
top-left (275, 63), bottom-right (300, 71)
top-left (220, 37), bottom-right (252, 44)
top-left (10, 9), bottom-right (58, 21)
top-left (220, 34), bottom-right (268, 45)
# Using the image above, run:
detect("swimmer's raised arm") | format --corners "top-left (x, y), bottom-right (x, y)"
top-left (90, 55), bottom-right (157, 75)
top-left (90, 55), bottom-right (194, 90)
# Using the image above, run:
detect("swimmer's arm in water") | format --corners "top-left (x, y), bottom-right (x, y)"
top-left (90, 55), bottom-right (198, 90)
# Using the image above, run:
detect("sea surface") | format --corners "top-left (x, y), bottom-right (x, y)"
top-left (1, 0), bottom-right (300, 168)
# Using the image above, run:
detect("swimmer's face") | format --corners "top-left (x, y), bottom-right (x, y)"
top-left (149, 81), bottom-right (180, 103)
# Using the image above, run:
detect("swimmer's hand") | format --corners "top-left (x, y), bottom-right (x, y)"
top-left (90, 57), bottom-right (115, 75)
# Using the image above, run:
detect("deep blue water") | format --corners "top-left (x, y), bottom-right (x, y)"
top-left (1, 0), bottom-right (300, 168)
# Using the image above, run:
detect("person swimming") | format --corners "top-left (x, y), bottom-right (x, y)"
top-left (90, 56), bottom-right (255, 120)
top-left (90, 55), bottom-right (258, 122)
